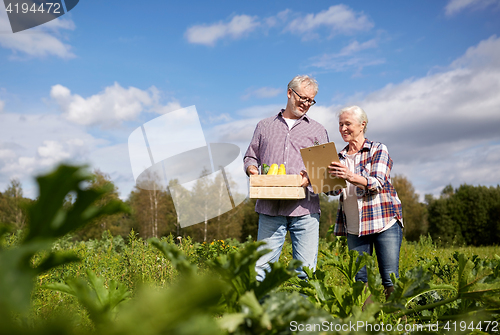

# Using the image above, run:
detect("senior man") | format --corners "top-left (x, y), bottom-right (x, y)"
top-left (244, 75), bottom-right (329, 281)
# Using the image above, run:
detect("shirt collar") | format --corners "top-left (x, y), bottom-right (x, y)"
top-left (278, 109), bottom-right (310, 123)
top-left (339, 138), bottom-right (371, 158)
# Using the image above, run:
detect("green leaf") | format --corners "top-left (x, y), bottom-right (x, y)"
top-left (208, 242), bottom-right (267, 305)
top-left (35, 251), bottom-right (80, 274)
top-left (109, 276), bottom-right (224, 335)
top-left (43, 270), bottom-right (131, 327)
top-left (323, 249), bottom-right (369, 284)
top-left (149, 238), bottom-right (197, 278)
top-left (262, 164), bottom-right (270, 175)
top-left (0, 242), bottom-right (48, 314)
top-left (254, 259), bottom-right (301, 299)
top-left (366, 256), bottom-right (384, 302)
top-left (217, 313), bottom-right (246, 332)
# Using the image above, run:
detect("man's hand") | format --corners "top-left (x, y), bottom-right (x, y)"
top-left (300, 171), bottom-right (310, 187)
top-left (247, 165), bottom-right (259, 176)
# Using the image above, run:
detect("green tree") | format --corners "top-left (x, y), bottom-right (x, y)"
top-left (427, 184), bottom-right (500, 246)
top-left (75, 170), bottom-right (130, 240)
top-left (128, 183), bottom-right (175, 239)
top-left (0, 179), bottom-right (31, 230)
top-left (180, 169), bottom-right (243, 242)
top-left (450, 184), bottom-right (499, 246)
top-left (426, 190), bottom-right (462, 246)
top-left (392, 174), bottom-right (427, 241)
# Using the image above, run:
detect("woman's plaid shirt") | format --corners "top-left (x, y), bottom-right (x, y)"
top-left (333, 139), bottom-right (403, 236)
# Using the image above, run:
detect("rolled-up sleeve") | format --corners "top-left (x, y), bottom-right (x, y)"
top-left (360, 143), bottom-right (393, 195)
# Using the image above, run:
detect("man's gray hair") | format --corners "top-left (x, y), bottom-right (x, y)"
top-left (287, 75), bottom-right (318, 95)
top-left (338, 105), bottom-right (369, 133)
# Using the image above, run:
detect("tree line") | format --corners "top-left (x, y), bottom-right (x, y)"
top-left (0, 169), bottom-right (498, 246)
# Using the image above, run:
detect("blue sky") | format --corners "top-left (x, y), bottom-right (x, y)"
top-left (1, 0), bottom-right (500, 201)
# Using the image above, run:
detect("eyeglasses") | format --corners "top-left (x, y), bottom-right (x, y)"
top-left (291, 88), bottom-right (316, 106)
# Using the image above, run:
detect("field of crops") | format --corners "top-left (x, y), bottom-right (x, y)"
top-left (2, 230), bottom-right (499, 335)
top-left (1, 165), bottom-right (500, 335)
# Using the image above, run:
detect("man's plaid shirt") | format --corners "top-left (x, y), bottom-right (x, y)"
top-left (333, 139), bottom-right (403, 236)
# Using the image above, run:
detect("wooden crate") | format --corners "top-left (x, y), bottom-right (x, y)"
top-left (249, 175), bottom-right (305, 199)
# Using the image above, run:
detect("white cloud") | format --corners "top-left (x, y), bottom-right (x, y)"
top-left (358, 36), bottom-right (500, 146)
top-left (0, 113), bottom-right (100, 195)
top-left (235, 104), bottom-right (283, 119)
top-left (445, 0), bottom-right (500, 16)
top-left (151, 100), bottom-right (183, 115)
top-left (242, 87), bottom-right (282, 100)
top-left (0, 111), bottom-right (140, 199)
top-left (450, 34), bottom-right (500, 68)
top-left (185, 14), bottom-right (260, 46)
top-left (0, 148), bottom-right (16, 160)
top-left (0, 100), bottom-right (4, 112)
top-left (208, 36), bottom-right (500, 199)
top-left (4, 138), bottom-right (85, 176)
top-left (311, 55), bottom-right (385, 73)
top-left (0, 10), bottom-right (75, 59)
top-left (185, 6), bottom-right (373, 46)
top-left (264, 9), bottom-right (291, 28)
top-left (310, 38), bottom-right (383, 74)
top-left (286, 5), bottom-right (373, 39)
top-left (86, 143), bottom-right (136, 200)
top-left (338, 39), bottom-right (378, 56)
top-left (51, 83), bottom-right (159, 126)
top-left (330, 35), bottom-right (500, 197)
top-left (0, 86), bottom-right (184, 199)
top-left (51, 83), bottom-right (184, 126)
top-left (204, 104), bottom-right (282, 153)
top-left (206, 113), bottom-right (232, 124)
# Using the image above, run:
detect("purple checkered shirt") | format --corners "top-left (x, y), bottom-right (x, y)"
top-left (332, 139), bottom-right (403, 236)
top-left (244, 110), bottom-right (329, 216)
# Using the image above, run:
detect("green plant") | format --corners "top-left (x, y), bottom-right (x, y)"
top-left (43, 269), bottom-right (131, 327)
top-left (0, 164), bottom-right (128, 333)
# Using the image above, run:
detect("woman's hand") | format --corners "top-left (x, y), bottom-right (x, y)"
top-left (328, 161), bottom-right (352, 181)
top-left (329, 161), bottom-right (368, 188)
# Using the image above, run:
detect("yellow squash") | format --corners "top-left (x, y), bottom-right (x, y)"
top-left (277, 164), bottom-right (286, 175)
top-left (267, 164), bottom-right (278, 175)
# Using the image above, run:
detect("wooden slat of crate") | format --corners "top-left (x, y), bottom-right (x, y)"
top-left (249, 175), bottom-right (305, 199)
top-left (249, 174), bottom-right (302, 187)
top-left (249, 186), bottom-right (305, 199)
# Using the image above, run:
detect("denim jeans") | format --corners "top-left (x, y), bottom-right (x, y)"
top-left (347, 221), bottom-right (403, 287)
top-left (255, 213), bottom-right (320, 282)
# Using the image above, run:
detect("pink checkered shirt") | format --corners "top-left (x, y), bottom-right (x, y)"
top-left (333, 139), bottom-right (403, 236)
top-left (244, 110), bottom-right (329, 216)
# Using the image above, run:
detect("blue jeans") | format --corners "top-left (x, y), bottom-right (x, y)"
top-left (255, 213), bottom-right (320, 281)
top-left (347, 222), bottom-right (403, 287)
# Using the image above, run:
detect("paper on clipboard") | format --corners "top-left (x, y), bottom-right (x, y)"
top-left (300, 142), bottom-right (346, 194)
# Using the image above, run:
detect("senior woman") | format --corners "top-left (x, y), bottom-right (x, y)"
top-left (328, 105), bottom-right (403, 301)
